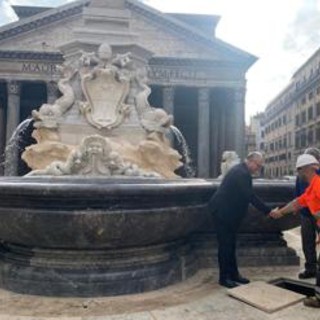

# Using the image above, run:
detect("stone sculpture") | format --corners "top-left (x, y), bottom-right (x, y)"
top-left (23, 43), bottom-right (182, 178)
top-left (219, 150), bottom-right (241, 177)
top-left (32, 65), bottom-right (76, 128)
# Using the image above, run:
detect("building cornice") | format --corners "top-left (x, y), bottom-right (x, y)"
top-left (0, 0), bottom-right (90, 43)
top-left (0, 50), bottom-right (63, 62)
top-left (149, 57), bottom-right (245, 68)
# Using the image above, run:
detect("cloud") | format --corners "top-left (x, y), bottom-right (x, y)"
top-left (283, 0), bottom-right (320, 54)
top-left (0, 0), bottom-right (17, 26)
top-left (10, 0), bottom-right (75, 5)
top-left (0, 0), bottom-right (75, 26)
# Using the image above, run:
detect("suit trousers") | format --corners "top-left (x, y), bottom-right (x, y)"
top-left (216, 220), bottom-right (240, 281)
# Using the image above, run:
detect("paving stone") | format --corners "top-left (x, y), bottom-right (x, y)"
top-left (228, 281), bottom-right (305, 313)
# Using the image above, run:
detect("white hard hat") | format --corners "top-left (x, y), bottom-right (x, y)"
top-left (296, 154), bottom-right (319, 169)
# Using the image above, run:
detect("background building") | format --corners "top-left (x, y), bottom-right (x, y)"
top-left (261, 47), bottom-right (320, 178)
top-left (0, 0), bottom-right (256, 177)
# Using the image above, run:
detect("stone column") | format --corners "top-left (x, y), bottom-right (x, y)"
top-left (197, 87), bottom-right (210, 178)
top-left (6, 80), bottom-right (21, 143)
top-left (4, 80), bottom-right (21, 176)
top-left (46, 81), bottom-right (58, 104)
top-left (162, 86), bottom-right (175, 116)
top-left (233, 87), bottom-right (246, 158)
top-left (0, 104), bottom-right (5, 175)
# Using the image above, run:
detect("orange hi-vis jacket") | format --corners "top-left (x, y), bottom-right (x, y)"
top-left (297, 174), bottom-right (320, 227)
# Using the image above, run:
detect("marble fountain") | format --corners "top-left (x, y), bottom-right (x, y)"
top-left (0, 43), bottom-right (299, 297)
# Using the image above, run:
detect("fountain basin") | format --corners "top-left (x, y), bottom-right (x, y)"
top-left (0, 177), bottom-right (212, 296)
top-left (0, 177), bottom-right (212, 248)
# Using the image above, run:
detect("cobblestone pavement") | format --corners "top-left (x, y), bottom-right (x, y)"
top-left (0, 228), bottom-right (319, 320)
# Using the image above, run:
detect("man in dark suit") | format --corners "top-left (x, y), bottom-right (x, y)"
top-left (209, 152), bottom-right (271, 288)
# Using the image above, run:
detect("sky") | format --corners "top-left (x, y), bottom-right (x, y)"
top-left (0, 0), bottom-right (320, 123)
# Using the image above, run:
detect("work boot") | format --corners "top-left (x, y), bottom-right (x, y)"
top-left (303, 297), bottom-right (320, 308)
top-left (298, 270), bottom-right (316, 279)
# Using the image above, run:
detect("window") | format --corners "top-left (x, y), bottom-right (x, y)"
top-left (288, 132), bottom-right (292, 147)
top-left (308, 129), bottom-right (314, 144)
top-left (283, 115), bottom-right (287, 125)
top-left (308, 106), bottom-right (314, 121)
top-left (283, 136), bottom-right (287, 148)
top-left (270, 143), bottom-right (274, 151)
top-left (317, 86), bottom-right (320, 95)
top-left (316, 103), bottom-right (320, 116)
top-left (309, 91), bottom-right (314, 100)
top-left (316, 126), bottom-right (320, 140)
top-left (295, 132), bottom-right (300, 148)
top-left (301, 111), bottom-right (306, 124)
top-left (295, 114), bottom-right (300, 126)
top-left (301, 129), bottom-right (307, 147)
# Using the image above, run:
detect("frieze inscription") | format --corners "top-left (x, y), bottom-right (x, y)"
top-left (21, 63), bottom-right (58, 75)
top-left (148, 67), bottom-right (206, 82)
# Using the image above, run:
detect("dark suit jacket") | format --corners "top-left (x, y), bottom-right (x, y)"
top-left (209, 162), bottom-right (270, 230)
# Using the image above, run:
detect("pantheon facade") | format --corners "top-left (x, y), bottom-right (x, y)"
top-left (0, 0), bottom-right (256, 177)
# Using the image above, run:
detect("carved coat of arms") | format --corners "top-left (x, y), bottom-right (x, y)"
top-left (81, 68), bottom-right (130, 130)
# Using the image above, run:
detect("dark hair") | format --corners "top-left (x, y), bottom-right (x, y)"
top-left (304, 148), bottom-right (320, 161)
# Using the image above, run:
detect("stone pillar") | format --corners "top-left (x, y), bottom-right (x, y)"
top-left (6, 80), bottom-right (21, 143)
top-left (0, 104), bottom-right (5, 175)
top-left (197, 87), bottom-right (210, 178)
top-left (46, 81), bottom-right (58, 104)
top-left (210, 89), bottom-right (219, 178)
top-left (162, 86), bottom-right (175, 116)
top-left (4, 80), bottom-right (21, 176)
top-left (233, 87), bottom-right (246, 159)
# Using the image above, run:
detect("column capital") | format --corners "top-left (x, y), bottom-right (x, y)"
top-left (162, 86), bottom-right (175, 115)
top-left (46, 81), bottom-right (59, 104)
top-left (163, 86), bottom-right (175, 98)
top-left (198, 87), bottom-right (210, 103)
top-left (234, 86), bottom-right (246, 101)
top-left (7, 80), bottom-right (21, 96)
top-left (46, 81), bottom-right (58, 95)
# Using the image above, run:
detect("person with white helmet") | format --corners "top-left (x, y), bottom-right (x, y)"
top-left (295, 148), bottom-right (320, 280)
top-left (270, 153), bottom-right (320, 308)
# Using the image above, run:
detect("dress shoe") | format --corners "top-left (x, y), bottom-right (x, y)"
top-left (219, 279), bottom-right (239, 288)
top-left (298, 270), bottom-right (316, 279)
top-left (231, 275), bottom-right (250, 284)
top-left (303, 297), bottom-right (320, 308)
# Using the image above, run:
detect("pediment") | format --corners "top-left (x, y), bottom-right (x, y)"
top-left (0, 0), bottom-right (256, 70)
top-left (0, 16), bottom-right (82, 52)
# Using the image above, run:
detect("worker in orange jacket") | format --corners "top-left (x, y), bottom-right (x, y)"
top-left (270, 153), bottom-right (320, 308)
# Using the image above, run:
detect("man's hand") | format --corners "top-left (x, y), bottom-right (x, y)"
top-left (316, 232), bottom-right (320, 246)
top-left (269, 207), bottom-right (283, 219)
